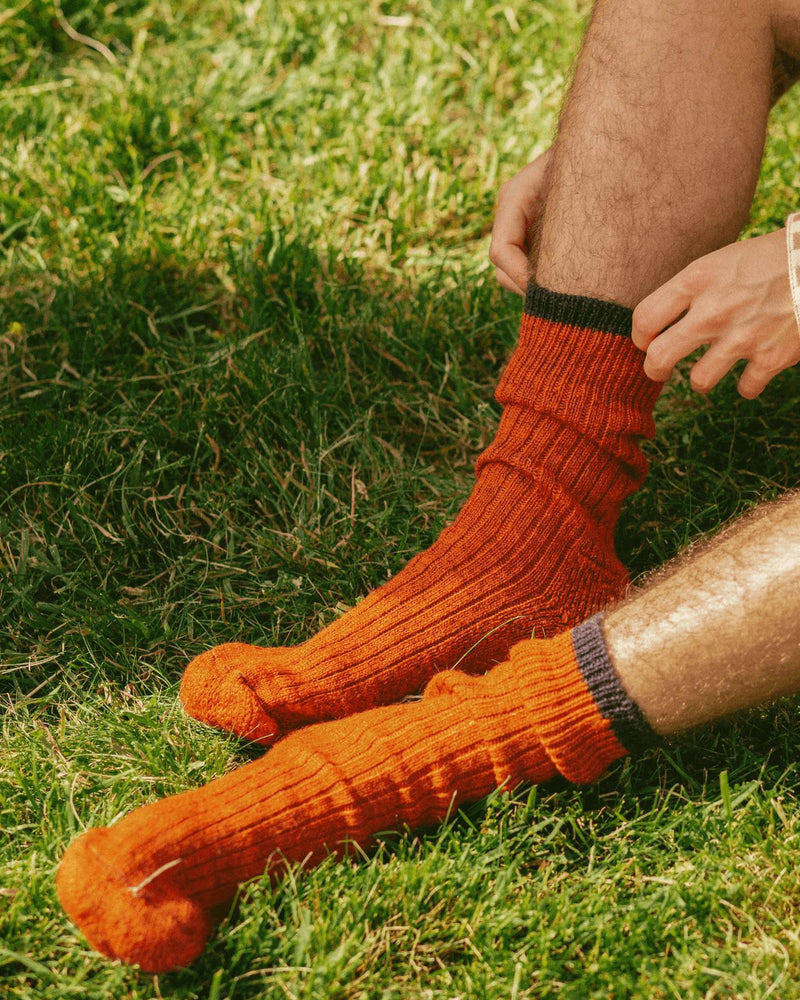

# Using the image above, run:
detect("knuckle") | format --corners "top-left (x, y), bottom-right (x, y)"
top-left (753, 347), bottom-right (787, 375)
top-left (682, 257), bottom-right (713, 289)
top-left (497, 177), bottom-right (515, 201)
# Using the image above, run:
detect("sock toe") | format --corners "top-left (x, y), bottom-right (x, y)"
top-left (180, 644), bottom-right (282, 745)
top-left (57, 828), bottom-right (215, 973)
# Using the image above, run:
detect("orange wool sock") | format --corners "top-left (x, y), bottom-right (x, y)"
top-left (179, 286), bottom-right (662, 744)
top-left (57, 617), bottom-right (657, 973)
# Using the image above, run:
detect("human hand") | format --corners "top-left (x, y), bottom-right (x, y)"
top-left (631, 230), bottom-right (800, 398)
top-left (489, 148), bottom-right (553, 295)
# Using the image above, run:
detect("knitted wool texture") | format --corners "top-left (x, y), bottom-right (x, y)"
top-left (179, 286), bottom-right (662, 745)
top-left (58, 621), bottom-right (653, 974)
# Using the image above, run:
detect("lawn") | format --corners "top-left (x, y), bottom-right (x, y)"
top-left (2, 1), bottom-right (800, 997)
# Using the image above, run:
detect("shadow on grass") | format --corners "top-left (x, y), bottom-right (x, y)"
top-left (3, 231), bottom-right (799, 705)
top-left (0, 233), bottom-right (515, 702)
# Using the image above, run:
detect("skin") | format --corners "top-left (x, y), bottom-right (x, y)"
top-left (489, 0), bottom-right (800, 398)
top-left (606, 491), bottom-right (800, 736)
top-left (490, 146), bottom-right (552, 296)
top-left (632, 230), bottom-right (800, 398)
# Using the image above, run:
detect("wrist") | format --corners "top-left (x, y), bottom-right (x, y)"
top-left (784, 212), bottom-right (800, 339)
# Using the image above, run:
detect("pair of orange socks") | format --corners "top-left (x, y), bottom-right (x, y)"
top-left (179, 285), bottom-right (662, 745)
top-left (57, 615), bottom-right (658, 972)
top-left (57, 286), bottom-right (663, 970)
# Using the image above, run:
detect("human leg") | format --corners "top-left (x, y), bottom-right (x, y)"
top-left (58, 492), bottom-right (800, 972)
top-left (534, 0), bottom-right (778, 306)
top-left (606, 492), bottom-right (800, 735)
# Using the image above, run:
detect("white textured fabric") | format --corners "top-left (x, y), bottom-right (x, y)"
top-left (785, 212), bottom-right (800, 339)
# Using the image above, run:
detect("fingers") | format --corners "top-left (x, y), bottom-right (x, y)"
top-left (736, 360), bottom-right (781, 399)
top-left (646, 331), bottom-right (790, 398)
top-left (494, 264), bottom-right (528, 296)
top-left (489, 199), bottom-right (531, 296)
top-left (638, 314), bottom-right (706, 383)
top-left (647, 334), bottom-right (762, 396)
top-left (642, 315), bottom-right (753, 395)
top-left (685, 342), bottom-right (741, 395)
top-left (489, 150), bottom-right (553, 296)
top-left (692, 352), bottom-right (783, 398)
top-left (633, 256), bottom-right (740, 390)
top-left (631, 270), bottom-right (696, 352)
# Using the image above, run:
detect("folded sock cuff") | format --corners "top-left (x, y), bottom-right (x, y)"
top-left (494, 286), bottom-right (662, 446)
top-left (509, 629), bottom-right (626, 784)
top-left (524, 282), bottom-right (633, 338)
top-left (571, 613), bottom-right (660, 755)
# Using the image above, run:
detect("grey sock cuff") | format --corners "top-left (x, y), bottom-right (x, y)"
top-left (524, 282), bottom-right (634, 339)
top-left (572, 614), bottom-right (660, 755)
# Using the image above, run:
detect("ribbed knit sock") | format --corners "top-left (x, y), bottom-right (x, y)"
top-left (179, 285), bottom-right (662, 744)
top-left (58, 616), bottom-right (658, 973)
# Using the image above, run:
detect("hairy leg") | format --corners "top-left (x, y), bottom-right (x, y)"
top-left (608, 492), bottom-right (800, 735)
top-left (534, 0), bottom-right (779, 307)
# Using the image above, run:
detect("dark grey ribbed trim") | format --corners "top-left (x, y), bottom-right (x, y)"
top-left (572, 614), bottom-right (660, 755)
top-left (524, 282), bottom-right (633, 339)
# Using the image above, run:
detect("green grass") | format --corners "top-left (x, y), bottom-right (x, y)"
top-left (2, 1), bottom-right (800, 997)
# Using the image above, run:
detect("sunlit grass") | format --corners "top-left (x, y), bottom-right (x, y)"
top-left (2, 2), bottom-right (800, 997)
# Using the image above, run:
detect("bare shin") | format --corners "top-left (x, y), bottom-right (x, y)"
top-left (605, 493), bottom-right (800, 736)
top-left (532, 0), bottom-right (779, 306)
